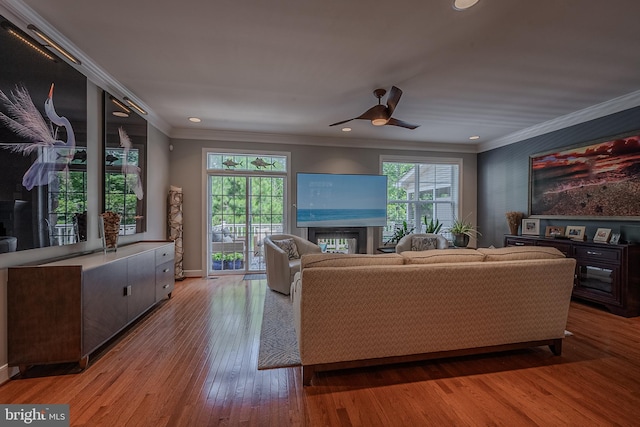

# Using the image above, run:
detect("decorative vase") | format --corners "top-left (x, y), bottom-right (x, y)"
top-left (505, 211), bottom-right (524, 236)
top-left (452, 233), bottom-right (470, 247)
top-left (509, 223), bottom-right (519, 235)
top-left (100, 211), bottom-right (120, 253)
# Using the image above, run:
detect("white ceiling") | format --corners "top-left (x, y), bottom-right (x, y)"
top-left (4, 0), bottom-right (640, 151)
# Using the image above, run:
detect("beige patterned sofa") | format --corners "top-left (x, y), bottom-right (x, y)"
top-left (292, 247), bottom-right (577, 385)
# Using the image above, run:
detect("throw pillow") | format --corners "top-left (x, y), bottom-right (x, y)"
top-left (411, 236), bottom-right (438, 251)
top-left (272, 238), bottom-right (300, 260)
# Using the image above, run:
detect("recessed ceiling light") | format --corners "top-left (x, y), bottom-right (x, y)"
top-left (342, 127), bottom-right (352, 132)
top-left (188, 117), bottom-right (201, 123)
top-left (453, 0), bottom-right (479, 11)
top-left (469, 135), bottom-right (480, 140)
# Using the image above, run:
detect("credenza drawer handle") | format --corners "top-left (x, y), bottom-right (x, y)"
top-left (586, 251), bottom-right (603, 256)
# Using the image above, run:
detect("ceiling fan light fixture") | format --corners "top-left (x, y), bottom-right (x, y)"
top-left (371, 118), bottom-right (388, 126)
top-left (452, 0), bottom-right (479, 11)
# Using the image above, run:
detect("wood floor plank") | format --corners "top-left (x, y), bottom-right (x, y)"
top-left (1, 276), bottom-right (640, 426)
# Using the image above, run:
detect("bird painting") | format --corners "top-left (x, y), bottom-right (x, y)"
top-left (0, 83), bottom-right (76, 190)
top-left (117, 126), bottom-right (144, 200)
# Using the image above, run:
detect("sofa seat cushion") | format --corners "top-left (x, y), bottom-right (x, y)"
top-left (301, 253), bottom-right (404, 269)
top-left (401, 248), bottom-right (486, 264)
top-left (478, 246), bottom-right (565, 261)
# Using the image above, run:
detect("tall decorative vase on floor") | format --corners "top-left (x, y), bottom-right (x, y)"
top-left (168, 185), bottom-right (185, 280)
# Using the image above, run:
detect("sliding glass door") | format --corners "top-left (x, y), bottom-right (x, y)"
top-left (206, 153), bottom-right (287, 275)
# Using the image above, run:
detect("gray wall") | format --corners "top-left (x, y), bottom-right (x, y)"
top-left (478, 106), bottom-right (640, 248)
top-left (168, 137), bottom-right (477, 276)
top-left (0, 81), bottom-right (171, 382)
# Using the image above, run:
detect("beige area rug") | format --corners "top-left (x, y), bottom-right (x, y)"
top-left (257, 289), bottom-right (301, 370)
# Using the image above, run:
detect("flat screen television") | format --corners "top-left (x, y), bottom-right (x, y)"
top-left (296, 173), bottom-right (387, 227)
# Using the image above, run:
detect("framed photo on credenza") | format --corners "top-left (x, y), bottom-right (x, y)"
top-left (522, 218), bottom-right (540, 235)
top-left (566, 225), bottom-right (586, 241)
top-left (593, 228), bottom-right (612, 243)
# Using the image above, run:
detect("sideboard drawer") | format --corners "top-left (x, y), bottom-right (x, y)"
top-left (155, 247), bottom-right (174, 266)
top-left (505, 237), bottom-right (534, 247)
top-left (574, 246), bottom-right (621, 262)
top-left (156, 261), bottom-right (175, 301)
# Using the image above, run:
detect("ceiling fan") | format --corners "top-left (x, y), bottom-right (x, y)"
top-left (330, 86), bottom-right (420, 130)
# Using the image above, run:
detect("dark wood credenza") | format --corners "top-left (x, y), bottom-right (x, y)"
top-left (505, 235), bottom-right (640, 317)
top-left (7, 241), bottom-right (175, 374)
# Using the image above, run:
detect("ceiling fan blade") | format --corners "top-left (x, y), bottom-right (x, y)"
top-left (386, 86), bottom-right (403, 117)
top-left (329, 118), bottom-right (356, 126)
top-left (386, 117), bottom-right (420, 129)
top-left (358, 104), bottom-right (388, 121)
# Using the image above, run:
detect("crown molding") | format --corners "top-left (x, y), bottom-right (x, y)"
top-left (170, 127), bottom-right (479, 154)
top-left (0, 0), bottom-right (172, 135)
top-left (478, 89), bottom-right (640, 153)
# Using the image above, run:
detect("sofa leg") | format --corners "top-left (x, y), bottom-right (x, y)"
top-left (549, 338), bottom-right (563, 356)
top-left (302, 366), bottom-right (314, 386)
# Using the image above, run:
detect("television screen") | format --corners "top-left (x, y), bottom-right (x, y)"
top-left (296, 173), bottom-right (387, 227)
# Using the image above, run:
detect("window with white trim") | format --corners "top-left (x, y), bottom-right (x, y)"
top-left (382, 158), bottom-right (461, 243)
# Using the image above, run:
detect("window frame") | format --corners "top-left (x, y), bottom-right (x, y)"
top-left (380, 155), bottom-right (463, 244)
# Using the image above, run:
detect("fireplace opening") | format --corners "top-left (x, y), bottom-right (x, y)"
top-left (307, 227), bottom-right (367, 254)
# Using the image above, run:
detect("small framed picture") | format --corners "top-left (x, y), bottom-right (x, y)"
top-left (566, 225), bottom-right (586, 241)
top-left (610, 233), bottom-right (621, 245)
top-left (593, 228), bottom-right (612, 243)
top-left (522, 218), bottom-right (540, 235)
top-left (545, 225), bottom-right (566, 238)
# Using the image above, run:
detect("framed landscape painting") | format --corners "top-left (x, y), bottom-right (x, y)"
top-left (529, 131), bottom-right (640, 219)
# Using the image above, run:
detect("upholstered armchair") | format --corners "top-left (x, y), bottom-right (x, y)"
top-left (395, 233), bottom-right (449, 253)
top-left (264, 234), bottom-right (322, 295)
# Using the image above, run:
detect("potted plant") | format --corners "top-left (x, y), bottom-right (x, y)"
top-left (233, 252), bottom-right (244, 269)
top-left (212, 252), bottom-right (224, 270)
top-left (223, 253), bottom-right (236, 270)
top-left (385, 220), bottom-right (414, 245)
top-left (423, 216), bottom-right (442, 234)
top-left (448, 216), bottom-right (481, 247)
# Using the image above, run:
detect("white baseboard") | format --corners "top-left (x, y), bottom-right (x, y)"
top-left (184, 269), bottom-right (202, 277)
top-left (0, 364), bottom-right (11, 385)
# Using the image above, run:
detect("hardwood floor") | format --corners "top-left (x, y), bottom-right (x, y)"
top-left (1, 275), bottom-right (639, 426)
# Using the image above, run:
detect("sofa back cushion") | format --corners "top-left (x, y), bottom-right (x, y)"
top-left (478, 246), bottom-right (565, 261)
top-left (301, 253), bottom-right (404, 269)
top-left (401, 248), bottom-right (486, 264)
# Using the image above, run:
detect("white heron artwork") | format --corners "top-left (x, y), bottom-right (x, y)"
top-left (117, 126), bottom-right (144, 200)
top-left (0, 83), bottom-right (76, 190)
